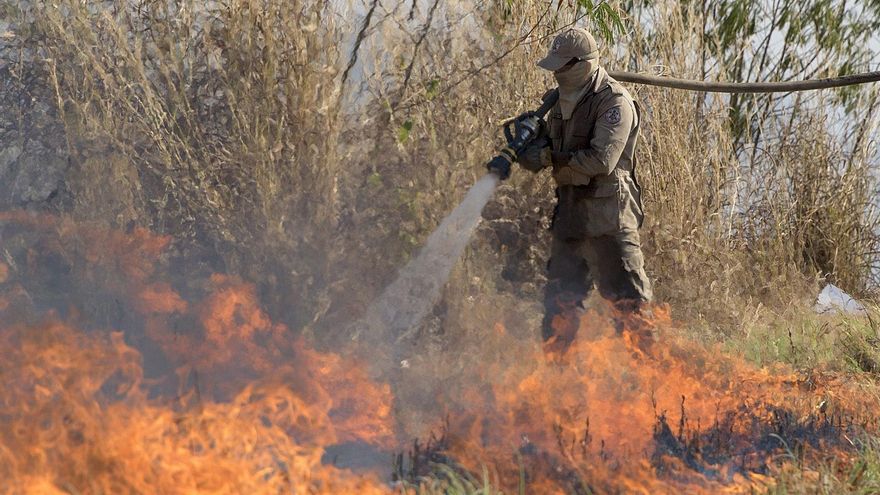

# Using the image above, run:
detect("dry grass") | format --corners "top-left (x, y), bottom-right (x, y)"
top-left (4, 0), bottom-right (879, 342)
top-left (15, 0), bottom-right (350, 326)
top-left (617, 1), bottom-right (880, 336)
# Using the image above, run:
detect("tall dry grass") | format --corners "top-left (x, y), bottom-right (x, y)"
top-left (4, 0), bottom-right (879, 341)
top-left (624, 1), bottom-right (880, 334)
top-left (16, 0), bottom-right (348, 325)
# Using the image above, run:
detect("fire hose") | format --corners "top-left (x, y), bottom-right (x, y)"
top-left (486, 69), bottom-right (880, 179)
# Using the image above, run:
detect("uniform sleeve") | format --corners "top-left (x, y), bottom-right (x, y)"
top-left (568, 96), bottom-right (633, 177)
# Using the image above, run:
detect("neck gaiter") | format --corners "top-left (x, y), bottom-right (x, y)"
top-left (554, 59), bottom-right (599, 120)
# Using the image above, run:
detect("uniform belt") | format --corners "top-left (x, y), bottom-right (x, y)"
top-left (558, 173), bottom-right (624, 195)
top-left (553, 166), bottom-right (590, 187)
top-left (555, 164), bottom-right (629, 186)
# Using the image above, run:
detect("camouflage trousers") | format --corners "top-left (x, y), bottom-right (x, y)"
top-left (541, 185), bottom-right (653, 345)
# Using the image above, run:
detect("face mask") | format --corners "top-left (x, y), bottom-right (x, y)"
top-left (554, 59), bottom-right (599, 119)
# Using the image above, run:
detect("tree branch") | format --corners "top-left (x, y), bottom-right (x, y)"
top-left (341, 0), bottom-right (380, 89)
top-left (400, 0), bottom-right (440, 96)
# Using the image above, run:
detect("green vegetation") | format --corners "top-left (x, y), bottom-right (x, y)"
top-left (717, 306), bottom-right (880, 373)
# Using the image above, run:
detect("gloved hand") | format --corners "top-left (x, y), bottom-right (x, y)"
top-left (517, 136), bottom-right (551, 172)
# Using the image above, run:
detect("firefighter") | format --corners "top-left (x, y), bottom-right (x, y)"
top-left (517, 27), bottom-right (653, 352)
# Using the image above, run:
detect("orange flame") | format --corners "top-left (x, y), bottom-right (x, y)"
top-left (1, 210), bottom-right (876, 494)
top-left (0, 320), bottom-right (390, 494)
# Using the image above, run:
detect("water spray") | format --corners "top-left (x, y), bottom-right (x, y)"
top-left (349, 91), bottom-right (560, 371)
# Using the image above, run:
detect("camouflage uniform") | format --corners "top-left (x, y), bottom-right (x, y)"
top-left (518, 29), bottom-right (652, 347)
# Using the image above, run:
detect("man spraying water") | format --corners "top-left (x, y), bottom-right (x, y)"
top-left (493, 28), bottom-right (653, 354)
top-left (355, 29), bottom-right (652, 366)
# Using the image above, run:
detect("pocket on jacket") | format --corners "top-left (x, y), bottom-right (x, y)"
top-left (569, 127), bottom-right (593, 150)
top-left (588, 179), bottom-right (619, 198)
top-left (581, 195), bottom-right (621, 237)
top-left (552, 183), bottom-right (622, 239)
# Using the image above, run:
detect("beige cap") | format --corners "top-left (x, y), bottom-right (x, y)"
top-left (537, 28), bottom-right (599, 71)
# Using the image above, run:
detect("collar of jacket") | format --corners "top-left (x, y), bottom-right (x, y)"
top-left (587, 66), bottom-right (612, 94)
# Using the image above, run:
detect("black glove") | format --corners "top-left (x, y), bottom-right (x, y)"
top-left (518, 137), bottom-right (551, 172)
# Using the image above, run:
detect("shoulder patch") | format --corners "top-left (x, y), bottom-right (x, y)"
top-left (604, 107), bottom-right (621, 125)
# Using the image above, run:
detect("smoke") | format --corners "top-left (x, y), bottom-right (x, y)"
top-left (350, 173), bottom-right (499, 372)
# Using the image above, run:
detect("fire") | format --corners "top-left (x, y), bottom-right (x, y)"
top-left (1, 210), bottom-right (876, 494)
top-left (435, 308), bottom-right (815, 493)
top-left (0, 320), bottom-right (389, 494)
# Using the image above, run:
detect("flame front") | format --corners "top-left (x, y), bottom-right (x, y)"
top-left (0, 211), bottom-right (875, 494)
top-left (0, 320), bottom-right (393, 494)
